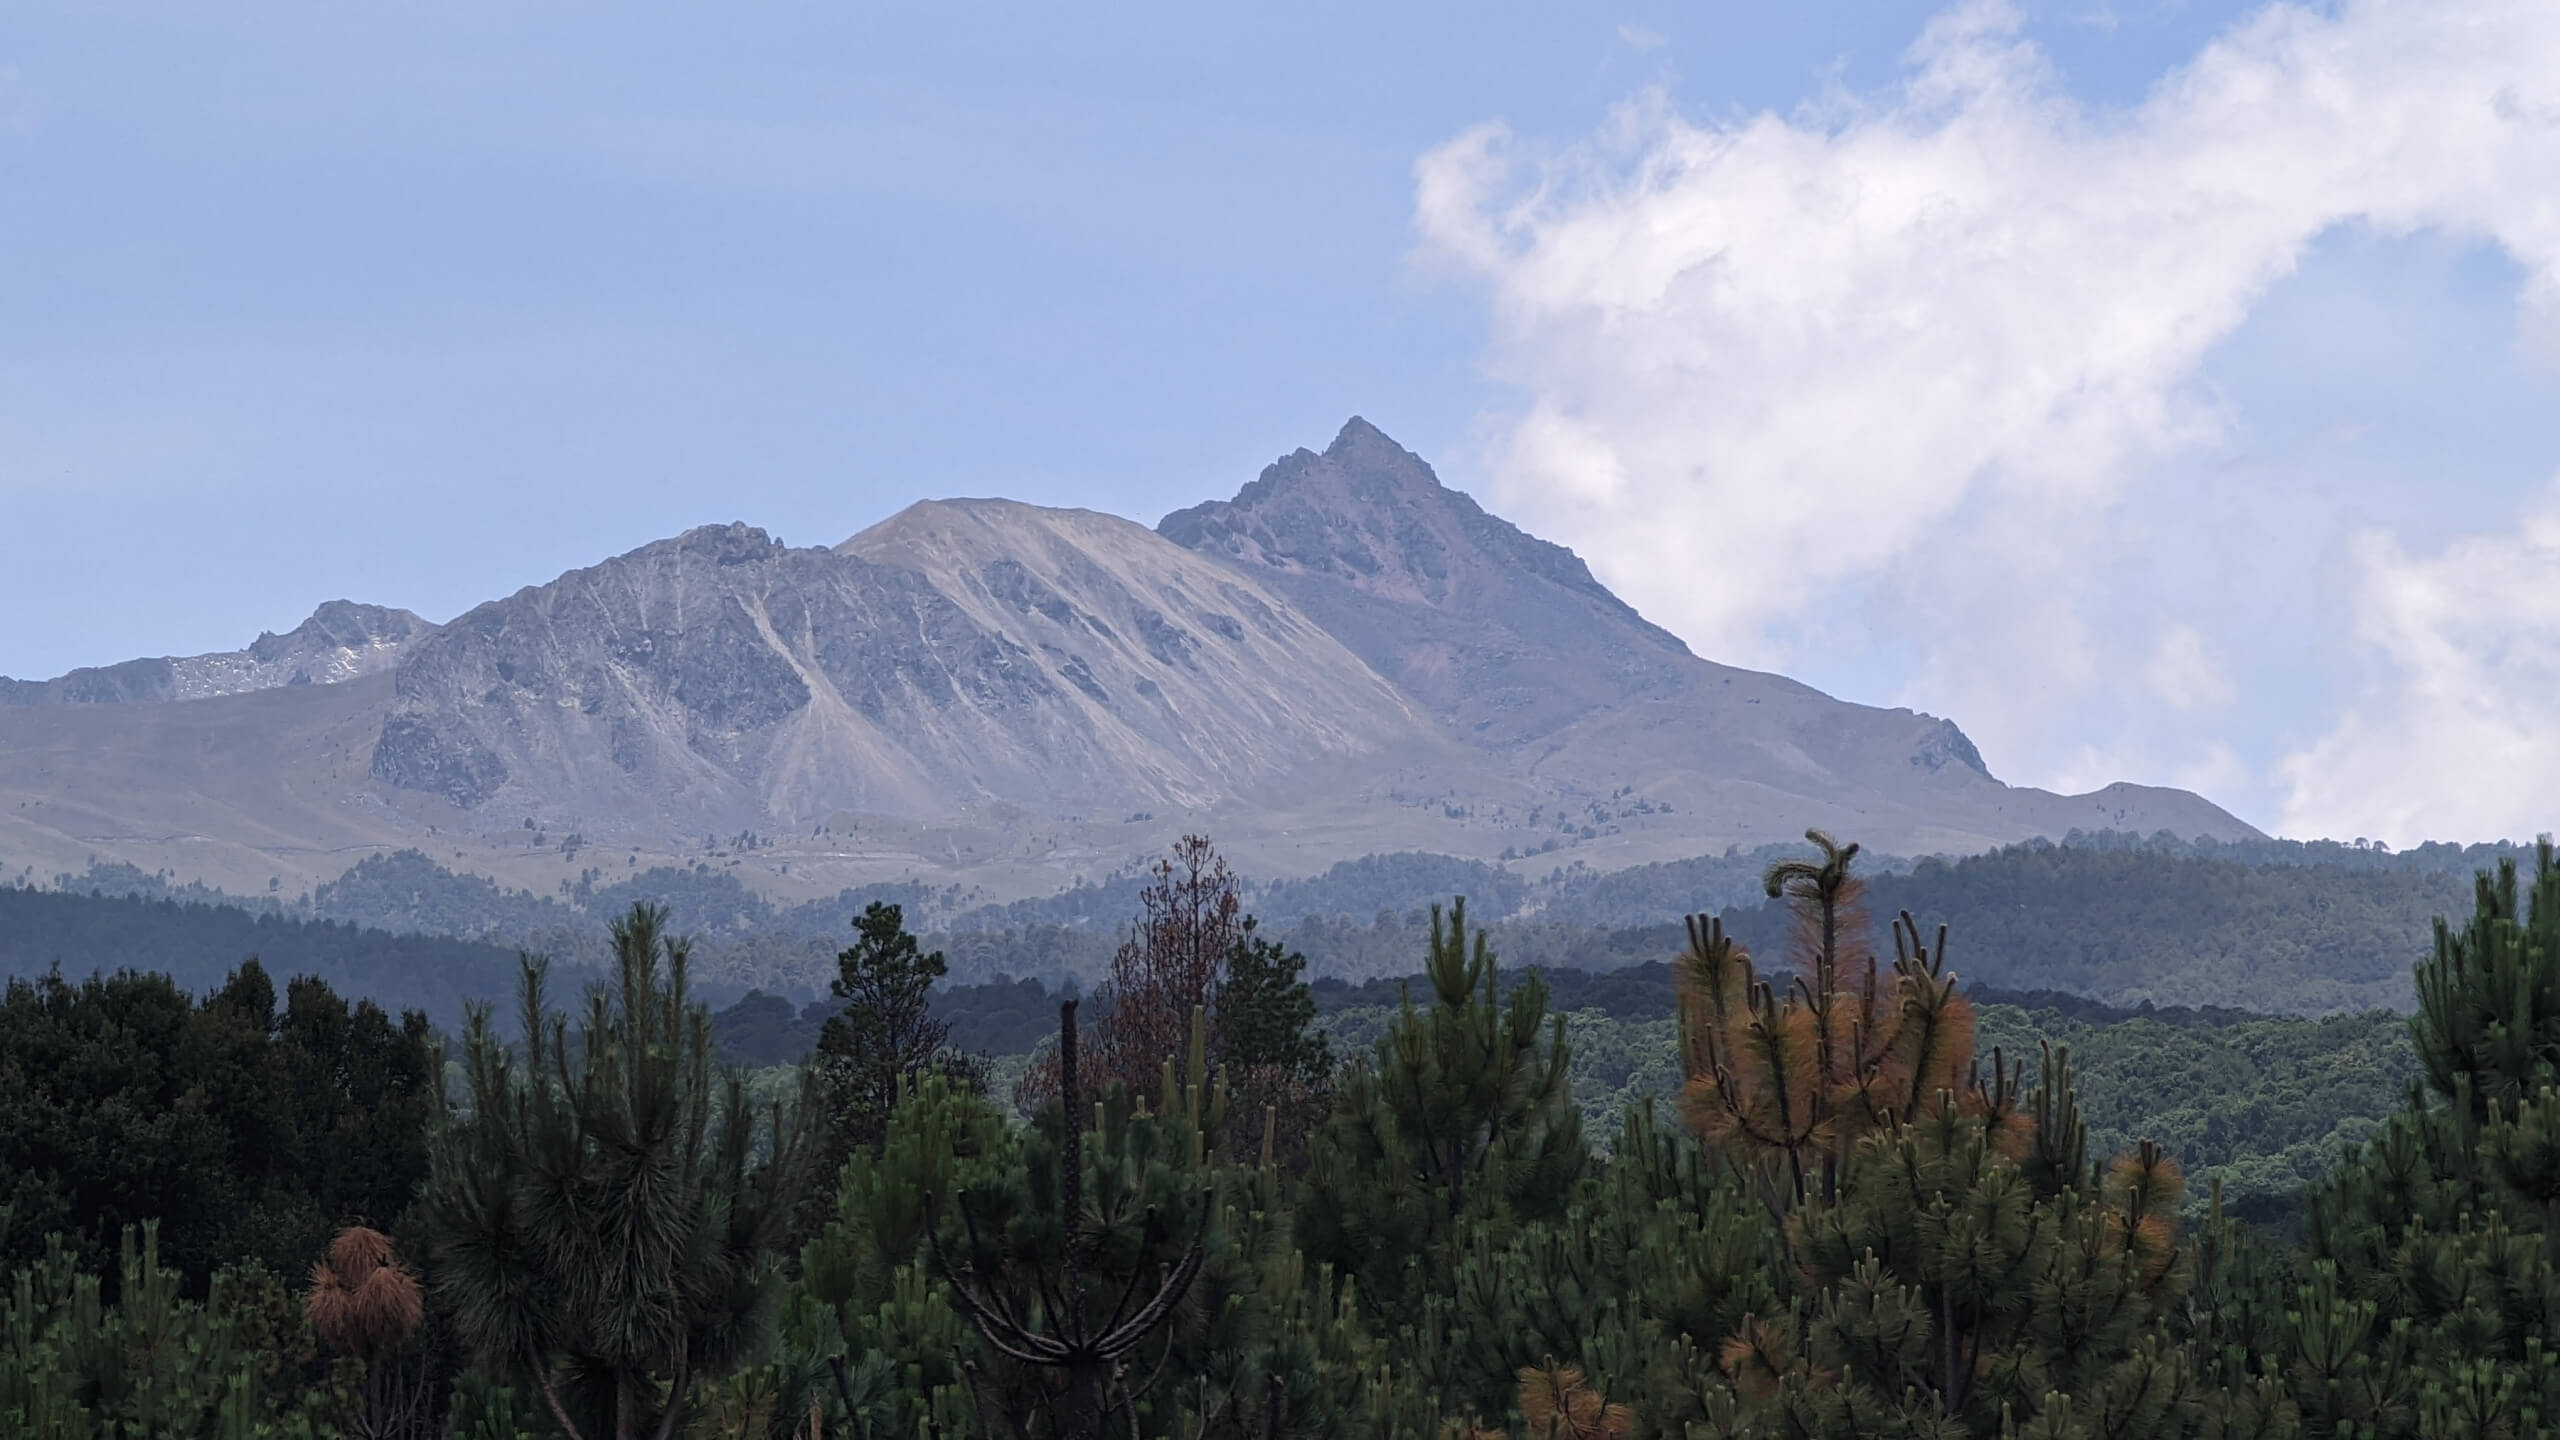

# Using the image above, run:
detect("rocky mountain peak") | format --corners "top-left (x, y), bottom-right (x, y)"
top-left (1160, 418), bottom-right (1683, 652)
top-left (247, 601), bottom-right (437, 664)
top-left (0, 420), bottom-right (2261, 901)
top-left (2, 600), bottom-right (437, 706)
top-left (671, 522), bottom-right (788, 566)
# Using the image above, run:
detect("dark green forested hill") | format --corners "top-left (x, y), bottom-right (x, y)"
top-left (1187, 846), bottom-right (2466, 1013)
top-left (1837, 847), bottom-right (2464, 1013)
top-left (1971, 1000), bottom-right (2416, 1226)
top-left (0, 884), bottom-right (544, 1031)
top-left (40, 835), bottom-right (2494, 1016)
top-left (1301, 966), bottom-right (2414, 1221)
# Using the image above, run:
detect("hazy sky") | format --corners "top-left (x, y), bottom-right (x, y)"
top-left (6, 1), bottom-right (2559, 845)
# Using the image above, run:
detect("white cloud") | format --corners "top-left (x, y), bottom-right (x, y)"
top-left (2147, 623), bottom-right (2236, 713)
top-left (1415, 0), bottom-right (2560, 824)
top-left (1617, 24), bottom-right (1666, 51)
top-left (2279, 478), bottom-right (2560, 846)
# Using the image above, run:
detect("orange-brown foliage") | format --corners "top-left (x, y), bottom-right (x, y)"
top-left (1516, 1360), bottom-right (1634, 1440)
top-left (1676, 849), bottom-right (2023, 1208)
top-left (1717, 1316), bottom-right (1799, 1404)
top-left (1017, 835), bottom-right (1242, 1112)
top-left (305, 1225), bottom-right (424, 1359)
top-left (2107, 1142), bottom-right (2187, 1288)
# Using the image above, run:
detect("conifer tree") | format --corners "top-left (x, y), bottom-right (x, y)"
top-left (1405, 1104), bottom-right (1785, 1435)
top-left (419, 904), bottom-right (817, 1440)
top-left (931, 999), bottom-right (1218, 1440)
top-left (1298, 898), bottom-right (1584, 1332)
top-left (1096, 836), bottom-right (1245, 1097)
top-left (816, 901), bottom-right (962, 1152)
top-left (798, 1069), bottom-right (995, 1440)
top-left (0, 1221), bottom-right (329, 1436)
top-left (2285, 842), bottom-right (2560, 1434)
top-left (1676, 884), bottom-right (1978, 1216)
top-left (304, 1226), bottom-right (429, 1439)
top-left (1218, 916), bottom-right (1335, 1169)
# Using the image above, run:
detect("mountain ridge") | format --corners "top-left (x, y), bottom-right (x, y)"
top-left (0, 419), bottom-right (2258, 902)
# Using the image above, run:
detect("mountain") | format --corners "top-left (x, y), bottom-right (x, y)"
top-left (1160, 417), bottom-right (1699, 747)
top-left (0, 420), bottom-right (2256, 902)
top-left (368, 506), bottom-right (1440, 828)
top-left (0, 601), bottom-right (435, 706)
top-left (1162, 420), bottom-right (2246, 856)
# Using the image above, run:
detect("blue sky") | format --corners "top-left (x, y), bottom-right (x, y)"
top-left (6, 1), bottom-right (2560, 844)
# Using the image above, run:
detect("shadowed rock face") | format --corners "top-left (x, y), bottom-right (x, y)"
top-left (1160, 418), bottom-right (1703, 746)
top-left (0, 601), bottom-right (437, 706)
top-left (1158, 419), bottom-right (1991, 777)
top-left (370, 511), bottom-right (1437, 823)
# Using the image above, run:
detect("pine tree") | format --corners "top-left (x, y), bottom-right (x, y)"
top-left (2286, 842), bottom-right (2560, 1435)
top-left (1096, 836), bottom-right (1245, 1099)
top-left (1677, 855), bottom-right (1978, 1217)
top-left (304, 1226), bottom-right (430, 1439)
top-left (816, 901), bottom-right (963, 1152)
top-left (930, 999), bottom-right (1218, 1440)
top-left (419, 904), bottom-right (817, 1440)
top-left (1217, 916), bottom-right (1335, 1169)
top-left (798, 1069), bottom-right (994, 1440)
top-left (803, 901), bottom-right (978, 1252)
top-left (0, 1220), bottom-right (330, 1436)
top-left (1298, 898), bottom-right (1584, 1334)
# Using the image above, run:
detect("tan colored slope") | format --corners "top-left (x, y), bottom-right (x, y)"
top-left (836, 499), bottom-right (1449, 806)
top-left (0, 673), bottom-right (412, 893)
top-left (362, 511), bottom-right (1459, 841)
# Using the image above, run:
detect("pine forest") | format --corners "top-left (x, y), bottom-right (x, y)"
top-left (4, 830), bottom-right (2554, 1439)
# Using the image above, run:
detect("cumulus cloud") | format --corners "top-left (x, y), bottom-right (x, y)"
top-left (2279, 480), bottom-right (2560, 846)
top-left (1415, 0), bottom-right (2560, 828)
top-left (2147, 624), bottom-right (2236, 713)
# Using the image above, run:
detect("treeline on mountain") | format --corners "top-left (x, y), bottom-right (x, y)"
top-left (0, 884), bottom-right (543, 1031)
top-left (1332, 845), bottom-right (2464, 1012)
top-left (1834, 845), bottom-right (2465, 1013)
top-left (1533, 828), bottom-right (2531, 930)
top-left (933, 843), bottom-right (2492, 1011)
top-left (6, 828), bottom-right (2550, 1438)
top-left (36, 831), bottom-right (2506, 1017)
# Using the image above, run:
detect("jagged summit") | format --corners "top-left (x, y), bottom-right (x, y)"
top-left (248, 600), bottom-right (437, 662)
top-left (1159, 417), bottom-right (1699, 744)
top-left (0, 600), bottom-right (436, 706)
top-left (1164, 417), bottom-right (1683, 646)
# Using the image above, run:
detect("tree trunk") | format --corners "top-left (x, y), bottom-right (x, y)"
top-left (1063, 1360), bottom-right (1112, 1440)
